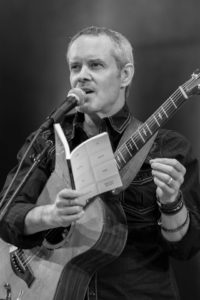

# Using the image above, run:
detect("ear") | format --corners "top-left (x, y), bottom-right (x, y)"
top-left (120, 63), bottom-right (134, 88)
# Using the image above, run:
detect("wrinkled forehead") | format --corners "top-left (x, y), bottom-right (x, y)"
top-left (67, 34), bottom-right (116, 62)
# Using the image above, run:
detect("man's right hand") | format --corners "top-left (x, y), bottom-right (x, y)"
top-left (48, 188), bottom-right (89, 227)
top-left (24, 188), bottom-right (89, 235)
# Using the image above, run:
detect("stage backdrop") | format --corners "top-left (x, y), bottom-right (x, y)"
top-left (0, 1), bottom-right (200, 299)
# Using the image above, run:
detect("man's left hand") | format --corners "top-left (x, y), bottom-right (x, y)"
top-left (150, 158), bottom-right (186, 204)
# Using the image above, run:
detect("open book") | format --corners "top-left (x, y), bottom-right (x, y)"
top-left (54, 123), bottom-right (122, 199)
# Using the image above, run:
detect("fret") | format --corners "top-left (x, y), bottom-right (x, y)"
top-left (115, 151), bottom-right (124, 170)
top-left (179, 86), bottom-right (189, 99)
top-left (135, 133), bottom-right (147, 149)
top-left (127, 140), bottom-right (134, 150)
top-left (125, 143), bottom-right (132, 157)
top-left (137, 129), bottom-right (145, 143)
top-left (142, 128), bottom-right (147, 136)
top-left (141, 126), bottom-right (148, 137)
top-left (169, 97), bottom-right (177, 109)
top-left (157, 111), bottom-right (163, 120)
top-left (145, 123), bottom-right (152, 135)
top-left (145, 117), bottom-right (158, 134)
top-left (115, 154), bottom-right (121, 170)
top-left (161, 106), bottom-right (168, 118)
top-left (131, 137), bottom-right (139, 150)
top-left (118, 150), bottom-right (126, 164)
top-left (154, 107), bottom-right (168, 124)
top-left (153, 115), bottom-right (160, 127)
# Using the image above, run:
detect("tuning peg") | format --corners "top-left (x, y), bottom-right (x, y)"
top-left (192, 69), bottom-right (200, 79)
top-left (194, 84), bottom-right (200, 95)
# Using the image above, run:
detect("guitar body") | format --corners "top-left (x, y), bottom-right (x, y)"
top-left (0, 195), bottom-right (127, 300)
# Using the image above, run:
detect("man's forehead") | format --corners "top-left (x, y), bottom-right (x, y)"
top-left (68, 35), bottom-right (115, 61)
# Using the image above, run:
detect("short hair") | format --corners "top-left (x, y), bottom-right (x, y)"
top-left (67, 26), bottom-right (134, 97)
top-left (67, 26), bottom-right (134, 70)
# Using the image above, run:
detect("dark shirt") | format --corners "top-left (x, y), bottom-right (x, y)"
top-left (1, 103), bottom-right (200, 300)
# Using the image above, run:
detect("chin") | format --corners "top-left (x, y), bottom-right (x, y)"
top-left (79, 103), bottom-right (99, 114)
top-left (76, 104), bottom-right (93, 114)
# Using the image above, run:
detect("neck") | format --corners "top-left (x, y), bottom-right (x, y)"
top-left (97, 97), bottom-right (125, 119)
top-left (83, 95), bottom-right (126, 136)
top-left (83, 113), bottom-right (102, 137)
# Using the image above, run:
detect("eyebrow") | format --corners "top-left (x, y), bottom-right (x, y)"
top-left (69, 57), bottom-right (106, 66)
top-left (89, 58), bottom-right (105, 64)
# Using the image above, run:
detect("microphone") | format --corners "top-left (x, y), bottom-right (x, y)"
top-left (40, 88), bottom-right (85, 130)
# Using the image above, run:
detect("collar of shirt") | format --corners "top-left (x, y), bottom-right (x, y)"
top-left (70, 102), bottom-right (132, 141)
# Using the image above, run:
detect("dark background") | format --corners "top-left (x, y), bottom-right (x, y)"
top-left (0, 1), bottom-right (200, 299)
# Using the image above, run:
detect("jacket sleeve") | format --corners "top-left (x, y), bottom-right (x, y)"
top-left (0, 129), bottom-right (54, 249)
top-left (159, 130), bottom-right (200, 260)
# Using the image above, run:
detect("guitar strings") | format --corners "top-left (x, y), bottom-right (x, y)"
top-left (17, 248), bottom-right (41, 265)
top-left (116, 76), bottom-right (197, 164)
top-left (115, 91), bottom-right (181, 166)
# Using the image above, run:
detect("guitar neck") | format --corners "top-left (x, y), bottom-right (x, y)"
top-left (115, 86), bottom-right (188, 171)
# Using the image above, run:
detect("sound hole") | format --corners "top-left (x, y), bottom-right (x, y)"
top-left (45, 227), bottom-right (67, 245)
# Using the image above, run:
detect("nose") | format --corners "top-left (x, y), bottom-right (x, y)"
top-left (77, 65), bottom-right (91, 83)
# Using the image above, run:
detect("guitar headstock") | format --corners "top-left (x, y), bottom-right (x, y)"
top-left (184, 71), bottom-right (200, 97)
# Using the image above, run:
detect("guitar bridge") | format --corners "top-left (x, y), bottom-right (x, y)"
top-left (9, 246), bottom-right (35, 288)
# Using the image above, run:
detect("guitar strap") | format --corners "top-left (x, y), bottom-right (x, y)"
top-left (87, 116), bottom-right (158, 300)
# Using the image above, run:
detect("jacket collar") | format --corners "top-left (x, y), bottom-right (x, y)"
top-left (71, 102), bottom-right (132, 139)
top-left (106, 102), bottom-right (131, 133)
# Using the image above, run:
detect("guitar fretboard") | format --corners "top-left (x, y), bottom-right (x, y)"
top-left (115, 86), bottom-right (188, 171)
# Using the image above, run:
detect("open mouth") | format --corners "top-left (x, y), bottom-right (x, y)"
top-left (81, 88), bottom-right (94, 94)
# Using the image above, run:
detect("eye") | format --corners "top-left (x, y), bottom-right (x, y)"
top-left (70, 64), bottom-right (81, 72)
top-left (90, 61), bottom-right (103, 69)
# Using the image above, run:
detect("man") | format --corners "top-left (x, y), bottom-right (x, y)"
top-left (1, 26), bottom-right (200, 299)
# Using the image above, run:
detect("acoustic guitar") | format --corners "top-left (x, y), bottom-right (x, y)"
top-left (0, 72), bottom-right (200, 300)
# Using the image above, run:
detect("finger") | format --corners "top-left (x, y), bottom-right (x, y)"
top-left (151, 162), bottom-right (178, 180)
top-left (154, 165), bottom-right (184, 186)
top-left (58, 205), bottom-right (84, 215)
top-left (150, 158), bottom-right (186, 174)
top-left (58, 188), bottom-right (83, 199)
top-left (76, 192), bottom-right (93, 207)
top-left (58, 192), bottom-right (92, 208)
top-left (58, 210), bottom-right (85, 226)
top-left (57, 197), bottom-right (83, 207)
top-left (56, 198), bottom-right (75, 207)
top-left (153, 176), bottom-right (175, 195)
top-left (152, 170), bottom-right (180, 189)
top-left (150, 161), bottom-right (185, 184)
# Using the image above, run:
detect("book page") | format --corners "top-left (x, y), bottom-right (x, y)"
top-left (70, 132), bottom-right (122, 199)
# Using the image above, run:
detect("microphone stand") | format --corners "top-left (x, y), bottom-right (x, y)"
top-left (0, 143), bottom-right (51, 221)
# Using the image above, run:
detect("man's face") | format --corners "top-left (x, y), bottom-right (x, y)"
top-left (67, 35), bottom-right (125, 117)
